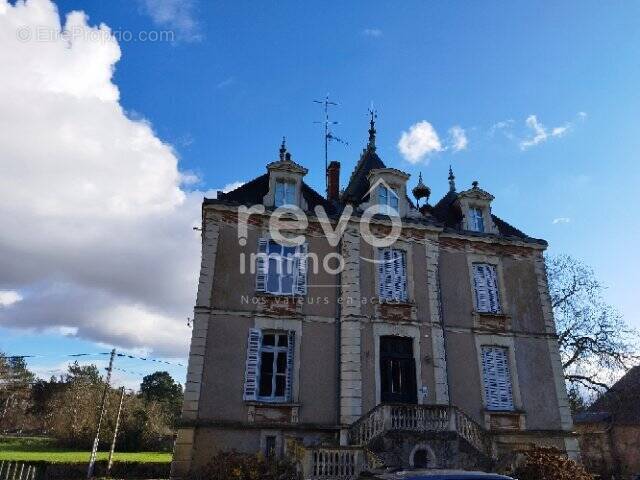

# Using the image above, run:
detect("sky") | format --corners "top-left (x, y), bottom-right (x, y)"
top-left (0, 0), bottom-right (638, 390)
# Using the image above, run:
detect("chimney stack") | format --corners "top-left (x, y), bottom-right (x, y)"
top-left (327, 161), bottom-right (340, 203)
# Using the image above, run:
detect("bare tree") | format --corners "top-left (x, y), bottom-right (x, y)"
top-left (546, 254), bottom-right (638, 394)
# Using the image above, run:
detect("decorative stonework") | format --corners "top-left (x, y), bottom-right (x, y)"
top-left (425, 238), bottom-right (450, 405)
top-left (255, 294), bottom-right (304, 317)
top-left (486, 411), bottom-right (526, 431)
top-left (246, 403), bottom-right (300, 424)
top-left (375, 301), bottom-right (417, 322)
top-left (171, 221), bottom-right (221, 479)
top-left (533, 252), bottom-right (574, 432)
top-left (474, 312), bottom-right (511, 332)
top-left (340, 227), bottom-right (363, 427)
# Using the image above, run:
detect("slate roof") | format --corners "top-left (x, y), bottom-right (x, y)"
top-left (205, 133), bottom-right (544, 244)
top-left (579, 366), bottom-right (640, 425)
top-left (208, 173), bottom-right (334, 213)
top-left (342, 146), bottom-right (386, 204)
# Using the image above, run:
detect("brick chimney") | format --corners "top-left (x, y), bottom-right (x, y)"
top-left (327, 161), bottom-right (340, 203)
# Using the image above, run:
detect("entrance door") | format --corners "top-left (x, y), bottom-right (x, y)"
top-left (380, 336), bottom-right (417, 404)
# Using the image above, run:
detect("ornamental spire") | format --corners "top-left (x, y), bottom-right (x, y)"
top-left (367, 106), bottom-right (377, 150)
top-left (279, 136), bottom-right (287, 161)
top-left (448, 165), bottom-right (456, 192)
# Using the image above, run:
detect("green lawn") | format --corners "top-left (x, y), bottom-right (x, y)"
top-left (0, 436), bottom-right (171, 463)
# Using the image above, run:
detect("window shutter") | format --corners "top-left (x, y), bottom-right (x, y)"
top-left (482, 346), bottom-right (514, 411)
top-left (285, 330), bottom-right (295, 402)
top-left (473, 264), bottom-right (489, 312)
top-left (243, 328), bottom-right (262, 401)
top-left (378, 249), bottom-right (386, 298)
top-left (294, 243), bottom-right (308, 296)
top-left (486, 265), bottom-right (501, 313)
top-left (392, 250), bottom-right (407, 301)
top-left (255, 238), bottom-right (268, 292)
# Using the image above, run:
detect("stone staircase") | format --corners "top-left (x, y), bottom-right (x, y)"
top-left (300, 404), bottom-right (495, 480)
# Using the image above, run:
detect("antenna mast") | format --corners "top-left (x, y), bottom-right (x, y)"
top-left (314, 94), bottom-right (347, 197)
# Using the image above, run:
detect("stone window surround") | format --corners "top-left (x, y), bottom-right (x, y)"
top-left (373, 239), bottom-right (416, 305)
top-left (465, 252), bottom-right (510, 316)
top-left (373, 322), bottom-right (425, 405)
top-left (457, 194), bottom-right (498, 235)
top-left (259, 429), bottom-right (283, 458)
top-left (255, 229), bottom-right (307, 298)
top-left (263, 170), bottom-right (308, 210)
top-left (252, 317), bottom-right (303, 404)
top-left (473, 333), bottom-right (526, 430)
top-left (364, 168), bottom-right (411, 217)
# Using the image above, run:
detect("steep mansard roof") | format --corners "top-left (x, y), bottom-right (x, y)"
top-left (205, 139), bottom-right (544, 244)
top-left (208, 173), bottom-right (334, 213)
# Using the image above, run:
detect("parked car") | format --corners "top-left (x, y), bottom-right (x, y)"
top-left (359, 470), bottom-right (515, 480)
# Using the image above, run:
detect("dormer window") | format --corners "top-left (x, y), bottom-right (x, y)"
top-left (469, 207), bottom-right (485, 232)
top-left (378, 185), bottom-right (399, 214)
top-left (275, 180), bottom-right (296, 207)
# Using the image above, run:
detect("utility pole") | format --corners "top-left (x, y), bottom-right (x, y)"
top-left (107, 386), bottom-right (126, 475)
top-left (87, 348), bottom-right (116, 479)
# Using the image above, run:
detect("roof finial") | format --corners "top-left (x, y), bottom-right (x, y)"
top-left (412, 172), bottom-right (431, 208)
top-left (279, 136), bottom-right (287, 161)
top-left (367, 105), bottom-right (377, 150)
top-left (448, 165), bottom-right (456, 192)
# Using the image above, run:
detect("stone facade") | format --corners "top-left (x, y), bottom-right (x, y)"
top-left (170, 134), bottom-right (578, 479)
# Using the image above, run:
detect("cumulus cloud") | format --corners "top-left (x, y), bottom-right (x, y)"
top-left (0, 0), bottom-right (236, 356)
top-left (519, 114), bottom-right (576, 150)
top-left (362, 28), bottom-right (382, 37)
top-left (0, 290), bottom-right (22, 307)
top-left (138, 0), bottom-right (201, 42)
top-left (397, 121), bottom-right (443, 164)
top-left (448, 126), bottom-right (468, 152)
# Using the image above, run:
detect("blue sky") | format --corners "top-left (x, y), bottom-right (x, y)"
top-left (1, 0), bottom-right (638, 389)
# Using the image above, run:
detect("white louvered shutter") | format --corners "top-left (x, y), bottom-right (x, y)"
top-left (255, 238), bottom-right (268, 292)
top-left (285, 330), bottom-right (296, 402)
top-left (392, 250), bottom-right (407, 301)
top-left (294, 243), bottom-right (308, 296)
top-left (481, 346), bottom-right (514, 411)
top-left (378, 249), bottom-right (387, 298)
top-left (243, 328), bottom-right (262, 401)
top-left (379, 248), bottom-right (393, 300)
top-left (485, 265), bottom-right (501, 313)
top-left (473, 264), bottom-right (490, 312)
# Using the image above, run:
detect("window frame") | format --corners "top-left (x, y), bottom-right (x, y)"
top-left (275, 179), bottom-right (296, 207)
top-left (472, 262), bottom-right (502, 313)
top-left (377, 247), bottom-right (409, 302)
top-left (256, 239), bottom-right (307, 296)
top-left (257, 331), bottom-right (290, 402)
top-left (469, 206), bottom-right (485, 232)
top-left (481, 345), bottom-right (515, 411)
top-left (378, 185), bottom-right (399, 214)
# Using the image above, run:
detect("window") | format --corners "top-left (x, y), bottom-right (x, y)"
top-left (256, 239), bottom-right (307, 296)
top-left (481, 346), bottom-right (514, 411)
top-left (469, 207), bottom-right (485, 232)
top-left (473, 263), bottom-right (501, 313)
top-left (378, 248), bottom-right (408, 302)
top-left (378, 185), bottom-right (399, 214)
top-left (264, 435), bottom-right (277, 458)
top-left (275, 180), bottom-right (296, 207)
top-left (243, 329), bottom-right (295, 403)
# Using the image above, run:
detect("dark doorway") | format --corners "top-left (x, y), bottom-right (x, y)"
top-left (380, 336), bottom-right (417, 403)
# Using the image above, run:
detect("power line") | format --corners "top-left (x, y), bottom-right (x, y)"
top-left (1, 352), bottom-right (185, 367)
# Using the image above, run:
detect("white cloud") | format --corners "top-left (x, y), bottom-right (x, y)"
top-left (519, 115), bottom-right (571, 150)
top-left (552, 217), bottom-right (571, 224)
top-left (362, 28), bottom-right (382, 37)
top-left (216, 76), bottom-right (235, 89)
top-left (448, 126), bottom-right (468, 152)
top-left (397, 121), bottom-right (442, 164)
top-left (0, 0), bottom-right (221, 356)
top-left (138, 0), bottom-right (201, 42)
top-left (0, 290), bottom-right (22, 307)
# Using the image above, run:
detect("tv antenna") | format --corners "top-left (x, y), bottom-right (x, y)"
top-left (314, 94), bottom-right (347, 197)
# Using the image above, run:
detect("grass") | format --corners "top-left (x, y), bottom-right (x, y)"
top-left (0, 436), bottom-right (171, 463)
